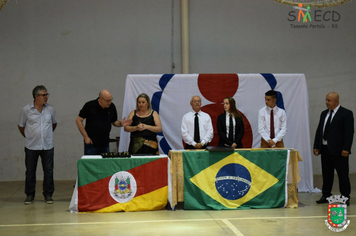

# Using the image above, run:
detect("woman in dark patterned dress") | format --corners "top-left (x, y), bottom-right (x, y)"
top-left (124, 93), bottom-right (162, 155)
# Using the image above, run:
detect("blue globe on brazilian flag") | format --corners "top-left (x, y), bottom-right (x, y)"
top-left (183, 150), bottom-right (289, 210)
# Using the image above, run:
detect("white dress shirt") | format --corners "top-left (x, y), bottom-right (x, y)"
top-left (258, 106), bottom-right (287, 143)
top-left (181, 110), bottom-right (213, 146)
top-left (18, 102), bottom-right (58, 150)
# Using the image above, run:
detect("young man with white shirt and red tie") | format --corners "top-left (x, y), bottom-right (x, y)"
top-left (258, 90), bottom-right (287, 148)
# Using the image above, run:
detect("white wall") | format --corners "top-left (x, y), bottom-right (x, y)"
top-left (0, 0), bottom-right (355, 181)
top-left (187, 0), bottom-right (356, 177)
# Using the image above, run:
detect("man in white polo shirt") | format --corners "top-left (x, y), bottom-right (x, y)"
top-left (18, 85), bottom-right (58, 205)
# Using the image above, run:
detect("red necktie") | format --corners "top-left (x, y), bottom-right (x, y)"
top-left (270, 109), bottom-right (275, 139)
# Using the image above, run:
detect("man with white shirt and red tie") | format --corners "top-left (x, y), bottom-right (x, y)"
top-left (258, 90), bottom-right (287, 148)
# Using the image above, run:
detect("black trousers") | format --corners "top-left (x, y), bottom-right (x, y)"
top-left (25, 147), bottom-right (54, 197)
top-left (321, 145), bottom-right (351, 197)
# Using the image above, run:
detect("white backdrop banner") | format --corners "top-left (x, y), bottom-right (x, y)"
top-left (119, 73), bottom-right (316, 192)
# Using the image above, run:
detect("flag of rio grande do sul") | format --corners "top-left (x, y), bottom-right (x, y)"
top-left (183, 150), bottom-right (289, 210)
top-left (77, 157), bottom-right (168, 212)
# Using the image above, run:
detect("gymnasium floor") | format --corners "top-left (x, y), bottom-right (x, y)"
top-left (1, 174), bottom-right (355, 236)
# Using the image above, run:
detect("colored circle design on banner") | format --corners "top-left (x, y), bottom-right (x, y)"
top-left (151, 74), bottom-right (254, 153)
top-left (109, 171), bottom-right (137, 203)
top-left (197, 74), bottom-right (253, 147)
top-left (215, 163), bottom-right (252, 200)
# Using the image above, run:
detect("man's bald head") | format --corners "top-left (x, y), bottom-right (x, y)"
top-left (325, 92), bottom-right (339, 110)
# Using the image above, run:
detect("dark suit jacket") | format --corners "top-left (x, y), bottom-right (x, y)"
top-left (313, 106), bottom-right (354, 155)
top-left (217, 113), bottom-right (244, 148)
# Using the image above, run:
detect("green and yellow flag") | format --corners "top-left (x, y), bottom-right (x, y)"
top-left (183, 150), bottom-right (289, 210)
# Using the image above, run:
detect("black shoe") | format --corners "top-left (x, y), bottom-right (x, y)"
top-left (44, 195), bottom-right (54, 204)
top-left (316, 195), bottom-right (331, 204)
top-left (24, 195), bottom-right (34, 205)
top-left (343, 196), bottom-right (350, 206)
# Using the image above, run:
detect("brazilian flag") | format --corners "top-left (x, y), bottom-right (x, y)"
top-left (183, 150), bottom-right (289, 210)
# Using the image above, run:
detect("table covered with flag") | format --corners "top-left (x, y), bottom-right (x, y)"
top-left (69, 155), bottom-right (169, 213)
top-left (169, 149), bottom-right (302, 210)
top-left (119, 74), bottom-right (314, 194)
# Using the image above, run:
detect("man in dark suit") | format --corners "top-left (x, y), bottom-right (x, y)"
top-left (313, 92), bottom-right (354, 205)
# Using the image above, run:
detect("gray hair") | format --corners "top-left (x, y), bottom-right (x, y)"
top-left (32, 85), bottom-right (47, 99)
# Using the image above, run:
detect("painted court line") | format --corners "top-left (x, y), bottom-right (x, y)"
top-left (2, 215), bottom-right (356, 228)
top-left (221, 219), bottom-right (244, 236)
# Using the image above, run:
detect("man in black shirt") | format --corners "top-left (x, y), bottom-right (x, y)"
top-left (76, 90), bottom-right (131, 155)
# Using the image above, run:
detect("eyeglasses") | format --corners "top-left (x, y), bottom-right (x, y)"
top-left (37, 93), bottom-right (50, 97)
top-left (100, 97), bottom-right (113, 103)
top-left (192, 100), bottom-right (201, 103)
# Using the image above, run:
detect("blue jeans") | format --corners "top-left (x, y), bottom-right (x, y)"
top-left (84, 143), bottom-right (110, 155)
top-left (25, 147), bottom-right (54, 197)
